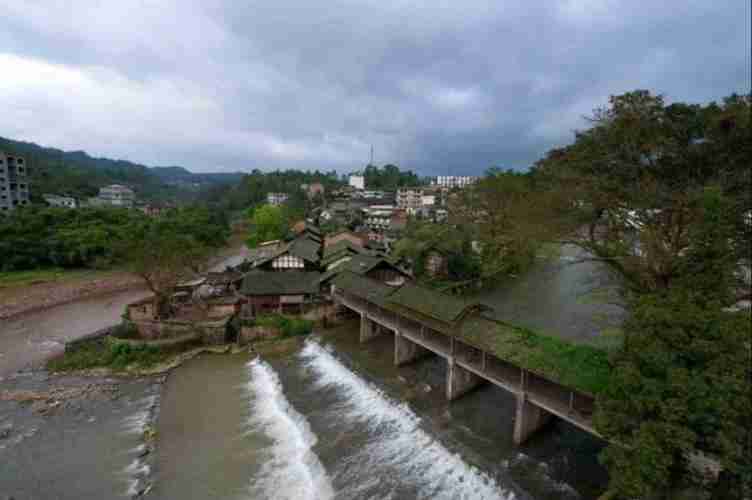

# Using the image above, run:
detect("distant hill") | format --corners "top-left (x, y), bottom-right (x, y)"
top-left (0, 136), bottom-right (244, 202)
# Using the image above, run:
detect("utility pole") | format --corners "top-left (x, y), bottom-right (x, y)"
top-left (370, 145), bottom-right (374, 166)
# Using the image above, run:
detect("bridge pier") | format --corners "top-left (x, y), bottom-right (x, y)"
top-left (359, 313), bottom-right (385, 343)
top-left (446, 358), bottom-right (484, 400)
top-left (513, 393), bottom-right (553, 444)
top-left (394, 331), bottom-right (430, 366)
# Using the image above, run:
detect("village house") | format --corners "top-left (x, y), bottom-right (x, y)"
top-left (320, 253), bottom-right (411, 291)
top-left (240, 270), bottom-right (322, 316)
top-left (253, 226), bottom-right (322, 271)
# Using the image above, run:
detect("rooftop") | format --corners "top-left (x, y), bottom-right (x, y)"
top-left (241, 270), bottom-right (321, 295)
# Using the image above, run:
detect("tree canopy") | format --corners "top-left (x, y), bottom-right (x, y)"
top-left (529, 90), bottom-right (751, 498)
top-left (245, 204), bottom-right (289, 248)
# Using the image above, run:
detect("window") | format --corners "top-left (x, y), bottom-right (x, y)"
top-left (19, 184), bottom-right (26, 189)
top-left (17, 167), bottom-right (24, 173)
top-left (17, 158), bottom-right (23, 164)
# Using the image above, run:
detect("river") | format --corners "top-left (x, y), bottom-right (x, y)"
top-left (0, 288), bottom-right (151, 377)
top-left (473, 245), bottom-right (625, 347)
top-left (151, 323), bottom-right (608, 500)
top-left (1, 246), bottom-right (612, 498)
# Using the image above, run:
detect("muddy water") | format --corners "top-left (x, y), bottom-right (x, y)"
top-left (153, 324), bottom-right (607, 500)
top-left (0, 372), bottom-right (160, 499)
top-left (473, 245), bottom-right (625, 346)
top-left (0, 288), bottom-right (151, 377)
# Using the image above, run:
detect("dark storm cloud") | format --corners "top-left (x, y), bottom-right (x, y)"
top-left (0, 1), bottom-right (748, 174)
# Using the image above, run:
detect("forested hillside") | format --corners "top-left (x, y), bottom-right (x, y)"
top-left (0, 137), bottom-right (242, 202)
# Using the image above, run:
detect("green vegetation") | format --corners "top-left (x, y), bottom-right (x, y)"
top-left (529, 91), bottom-right (751, 499)
top-left (253, 314), bottom-right (313, 337)
top-left (47, 340), bottom-right (168, 372)
top-left (245, 204), bottom-right (289, 247)
top-left (0, 268), bottom-right (114, 289)
top-left (0, 136), bottom-right (241, 202)
top-left (360, 163), bottom-right (420, 190)
top-left (393, 220), bottom-right (480, 282)
top-left (201, 169), bottom-right (342, 213)
top-left (0, 205), bottom-right (228, 272)
top-left (119, 209), bottom-right (223, 317)
top-left (457, 315), bottom-right (611, 395)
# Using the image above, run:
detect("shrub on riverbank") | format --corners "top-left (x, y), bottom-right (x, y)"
top-left (253, 314), bottom-right (313, 338)
top-left (47, 340), bottom-right (168, 372)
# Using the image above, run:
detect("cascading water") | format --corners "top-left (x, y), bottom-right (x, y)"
top-left (298, 340), bottom-right (517, 500)
top-left (244, 358), bottom-right (334, 500)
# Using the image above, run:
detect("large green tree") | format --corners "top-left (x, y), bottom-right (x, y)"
top-left (532, 91), bottom-right (750, 299)
top-left (119, 216), bottom-right (210, 317)
top-left (531, 90), bottom-right (751, 497)
top-left (246, 204), bottom-right (288, 248)
top-left (594, 189), bottom-right (750, 499)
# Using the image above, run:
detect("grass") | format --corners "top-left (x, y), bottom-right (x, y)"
top-left (457, 315), bottom-right (612, 395)
top-left (0, 267), bottom-right (117, 289)
top-left (254, 314), bottom-right (313, 337)
top-left (47, 340), bottom-right (169, 372)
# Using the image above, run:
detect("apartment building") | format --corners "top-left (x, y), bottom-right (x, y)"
top-left (0, 152), bottom-right (30, 212)
top-left (396, 188), bottom-right (423, 212)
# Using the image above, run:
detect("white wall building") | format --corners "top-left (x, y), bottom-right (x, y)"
top-left (266, 192), bottom-right (289, 206)
top-left (97, 184), bottom-right (135, 207)
top-left (396, 188), bottom-right (423, 212)
top-left (43, 194), bottom-right (77, 208)
top-left (349, 175), bottom-right (365, 190)
top-left (433, 175), bottom-right (478, 189)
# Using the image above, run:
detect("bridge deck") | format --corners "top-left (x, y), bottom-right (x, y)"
top-left (336, 290), bottom-right (598, 436)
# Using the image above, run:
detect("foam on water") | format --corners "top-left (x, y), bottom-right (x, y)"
top-left (121, 395), bottom-right (157, 497)
top-left (300, 340), bottom-right (517, 500)
top-left (245, 357), bottom-right (334, 500)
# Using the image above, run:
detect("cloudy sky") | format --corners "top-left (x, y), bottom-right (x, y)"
top-left (1, 1), bottom-right (749, 175)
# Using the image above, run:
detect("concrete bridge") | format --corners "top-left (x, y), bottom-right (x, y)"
top-left (331, 271), bottom-right (600, 444)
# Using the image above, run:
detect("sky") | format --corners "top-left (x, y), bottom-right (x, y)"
top-left (0, 1), bottom-right (749, 175)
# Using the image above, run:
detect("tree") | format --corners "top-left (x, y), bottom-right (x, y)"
top-left (246, 204), bottom-right (287, 248)
top-left (532, 91), bottom-right (750, 301)
top-left (529, 91), bottom-right (751, 497)
top-left (452, 169), bottom-right (552, 280)
top-left (393, 219), bottom-right (480, 281)
top-left (120, 219), bottom-right (209, 318)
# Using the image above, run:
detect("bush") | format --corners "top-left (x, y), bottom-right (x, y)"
top-left (111, 320), bottom-right (139, 339)
top-left (47, 340), bottom-right (165, 372)
top-left (254, 314), bottom-right (313, 337)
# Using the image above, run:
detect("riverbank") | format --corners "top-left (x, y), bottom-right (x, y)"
top-left (0, 269), bottom-right (145, 321)
top-left (0, 232), bottom-right (249, 322)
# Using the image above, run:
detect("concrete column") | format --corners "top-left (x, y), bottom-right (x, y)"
top-left (513, 393), bottom-right (553, 444)
top-left (446, 358), bottom-right (484, 400)
top-left (394, 331), bottom-right (430, 365)
top-left (359, 313), bottom-right (382, 343)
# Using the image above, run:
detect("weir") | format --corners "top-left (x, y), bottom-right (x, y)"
top-left (333, 280), bottom-right (600, 445)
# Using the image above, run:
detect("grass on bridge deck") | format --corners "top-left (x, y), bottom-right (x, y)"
top-left (334, 271), bottom-right (612, 396)
top-left (457, 315), bottom-right (611, 395)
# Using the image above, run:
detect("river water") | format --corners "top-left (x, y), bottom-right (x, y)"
top-left (151, 323), bottom-right (608, 500)
top-left (473, 245), bottom-right (625, 346)
top-left (0, 288), bottom-right (151, 377)
top-left (0, 372), bottom-right (161, 499)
